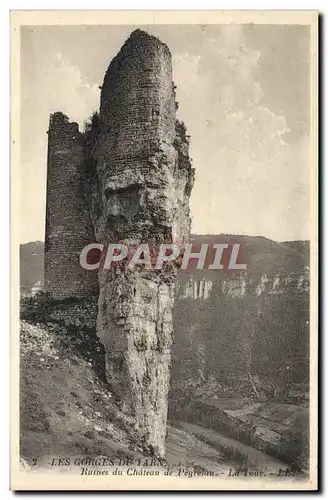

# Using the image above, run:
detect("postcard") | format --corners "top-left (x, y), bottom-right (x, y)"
top-left (10, 10), bottom-right (318, 491)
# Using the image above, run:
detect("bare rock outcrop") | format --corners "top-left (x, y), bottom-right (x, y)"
top-left (93, 30), bottom-right (194, 457)
top-left (44, 29), bottom-right (194, 458)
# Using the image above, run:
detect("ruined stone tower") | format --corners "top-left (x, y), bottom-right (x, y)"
top-left (44, 30), bottom-right (194, 458)
top-left (45, 112), bottom-right (98, 299)
top-left (94, 30), bottom-right (194, 458)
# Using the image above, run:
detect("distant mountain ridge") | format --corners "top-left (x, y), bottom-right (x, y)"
top-left (20, 236), bottom-right (309, 294)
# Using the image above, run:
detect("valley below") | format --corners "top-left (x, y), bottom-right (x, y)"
top-left (19, 234), bottom-right (310, 479)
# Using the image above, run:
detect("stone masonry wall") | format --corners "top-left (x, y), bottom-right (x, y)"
top-left (44, 31), bottom-right (194, 458)
top-left (95, 29), bottom-right (192, 244)
top-left (45, 112), bottom-right (99, 299)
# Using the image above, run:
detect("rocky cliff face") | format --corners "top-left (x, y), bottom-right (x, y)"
top-left (176, 270), bottom-right (309, 300)
top-left (172, 275), bottom-right (309, 388)
top-left (171, 236), bottom-right (309, 395)
top-left (41, 30), bottom-right (194, 458)
top-left (91, 30), bottom-right (194, 458)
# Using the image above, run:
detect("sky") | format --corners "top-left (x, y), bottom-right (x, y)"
top-left (20, 24), bottom-right (311, 243)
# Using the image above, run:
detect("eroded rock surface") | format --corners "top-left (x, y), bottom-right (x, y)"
top-left (92, 30), bottom-right (194, 457)
top-left (44, 29), bottom-right (194, 458)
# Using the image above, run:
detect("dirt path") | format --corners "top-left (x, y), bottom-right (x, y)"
top-left (176, 421), bottom-right (288, 472)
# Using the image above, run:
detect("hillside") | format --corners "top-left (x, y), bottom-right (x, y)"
top-left (20, 235), bottom-right (310, 473)
top-left (20, 313), bottom-right (290, 476)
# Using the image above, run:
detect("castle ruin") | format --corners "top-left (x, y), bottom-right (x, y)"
top-left (45, 113), bottom-right (99, 299)
top-left (44, 29), bottom-right (194, 457)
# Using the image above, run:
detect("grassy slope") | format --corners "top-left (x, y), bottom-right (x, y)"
top-left (20, 320), bottom-right (237, 474)
top-left (20, 321), bottom-right (138, 468)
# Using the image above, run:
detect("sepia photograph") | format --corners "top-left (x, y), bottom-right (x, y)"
top-left (10, 10), bottom-right (318, 490)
